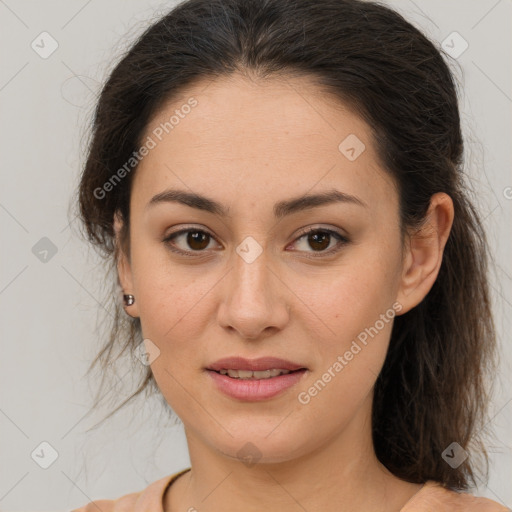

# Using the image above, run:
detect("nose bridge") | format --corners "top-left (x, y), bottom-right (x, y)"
top-left (231, 241), bottom-right (273, 310)
top-left (217, 239), bottom-right (289, 338)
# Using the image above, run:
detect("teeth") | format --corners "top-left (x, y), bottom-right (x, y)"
top-left (218, 369), bottom-right (293, 379)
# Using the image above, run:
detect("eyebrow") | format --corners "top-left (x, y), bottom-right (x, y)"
top-left (146, 188), bottom-right (367, 219)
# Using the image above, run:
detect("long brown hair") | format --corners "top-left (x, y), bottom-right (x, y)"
top-left (75, 0), bottom-right (497, 490)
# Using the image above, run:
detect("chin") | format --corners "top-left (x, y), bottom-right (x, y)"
top-left (210, 427), bottom-right (308, 465)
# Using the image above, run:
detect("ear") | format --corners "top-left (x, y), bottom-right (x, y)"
top-left (114, 211), bottom-right (140, 318)
top-left (395, 192), bottom-right (454, 315)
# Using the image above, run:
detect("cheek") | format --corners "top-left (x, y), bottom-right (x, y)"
top-left (294, 273), bottom-right (397, 427)
top-left (135, 275), bottom-right (212, 342)
top-left (131, 252), bottom-right (220, 367)
top-left (306, 251), bottom-right (400, 338)
top-left (130, 238), bottom-right (198, 312)
top-left (300, 247), bottom-right (400, 390)
top-left (311, 280), bottom-right (395, 385)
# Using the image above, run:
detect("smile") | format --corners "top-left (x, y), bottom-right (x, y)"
top-left (206, 368), bottom-right (308, 401)
top-left (217, 368), bottom-right (294, 379)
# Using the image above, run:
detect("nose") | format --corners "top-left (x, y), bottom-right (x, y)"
top-left (216, 244), bottom-right (290, 340)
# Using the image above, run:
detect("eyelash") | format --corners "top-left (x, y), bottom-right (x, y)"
top-left (162, 226), bottom-right (349, 259)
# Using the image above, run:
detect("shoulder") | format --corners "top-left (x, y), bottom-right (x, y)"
top-left (70, 491), bottom-right (142, 512)
top-left (402, 481), bottom-right (509, 511)
top-left (71, 471), bottom-right (188, 512)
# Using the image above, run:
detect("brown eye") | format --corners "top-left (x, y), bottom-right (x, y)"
top-left (163, 229), bottom-right (218, 254)
top-left (307, 231), bottom-right (331, 251)
top-left (291, 227), bottom-right (349, 257)
top-left (186, 231), bottom-right (210, 250)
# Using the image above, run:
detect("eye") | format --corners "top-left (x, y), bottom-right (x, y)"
top-left (289, 227), bottom-right (349, 257)
top-left (163, 225), bottom-right (349, 258)
top-left (163, 228), bottom-right (220, 256)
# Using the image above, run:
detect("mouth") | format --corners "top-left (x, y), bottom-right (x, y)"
top-left (205, 367), bottom-right (308, 401)
top-left (206, 356), bottom-right (307, 374)
top-left (205, 357), bottom-right (308, 400)
top-left (208, 368), bottom-right (306, 380)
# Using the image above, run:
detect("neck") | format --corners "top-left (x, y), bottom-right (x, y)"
top-left (165, 395), bottom-right (422, 512)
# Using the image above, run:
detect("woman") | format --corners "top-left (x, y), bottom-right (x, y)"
top-left (72, 0), bottom-right (507, 510)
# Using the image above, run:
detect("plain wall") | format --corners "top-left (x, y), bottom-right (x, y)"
top-left (0, 0), bottom-right (511, 510)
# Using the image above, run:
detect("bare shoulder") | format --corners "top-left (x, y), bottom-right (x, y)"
top-left (71, 498), bottom-right (116, 512)
top-left (71, 490), bottom-right (142, 512)
top-left (70, 472), bottom-right (181, 511)
top-left (402, 481), bottom-right (509, 511)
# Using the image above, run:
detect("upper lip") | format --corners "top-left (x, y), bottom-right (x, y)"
top-left (206, 356), bottom-right (307, 372)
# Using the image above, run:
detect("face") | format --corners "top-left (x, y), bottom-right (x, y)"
top-left (116, 73), bottom-right (420, 465)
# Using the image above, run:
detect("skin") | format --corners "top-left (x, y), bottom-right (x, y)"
top-left (114, 73), bottom-right (454, 512)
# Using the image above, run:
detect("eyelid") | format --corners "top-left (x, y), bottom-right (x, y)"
top-left (293, 224), bottom-right (348, 240)
top-left (164, 224), bottom-right (216, 240)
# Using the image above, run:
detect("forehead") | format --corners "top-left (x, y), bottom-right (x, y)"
top-left (132, 73), bottom-right (397, 215)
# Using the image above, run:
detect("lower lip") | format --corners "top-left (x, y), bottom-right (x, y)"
top-left (206, 369), bottom-right (308, 401)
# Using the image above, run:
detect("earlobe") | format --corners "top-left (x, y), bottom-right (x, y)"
top-left (113, 211), bottom-right (140, 318)
top-left (395, 193), bottom-right (454, 315)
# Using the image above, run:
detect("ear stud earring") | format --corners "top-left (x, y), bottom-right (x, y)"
top-left (123, 294), bottom-right (135, 306)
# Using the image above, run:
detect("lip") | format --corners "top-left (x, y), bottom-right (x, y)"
top-left (206, 356), bottom-right (307, 372)
top-left (206, 368), bottom-right (308, 401)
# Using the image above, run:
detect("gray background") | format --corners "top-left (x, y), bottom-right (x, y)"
top-left (0, 0), bottom-right (511, 510)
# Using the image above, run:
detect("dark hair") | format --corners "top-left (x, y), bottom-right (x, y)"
top-left (75, 0), bottom-right (497, 491)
